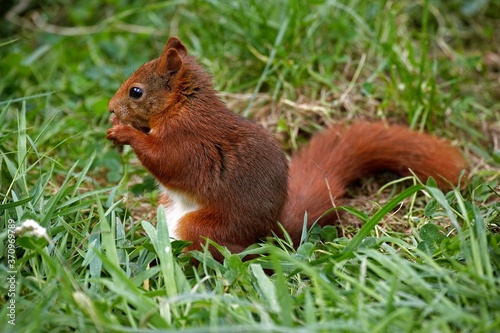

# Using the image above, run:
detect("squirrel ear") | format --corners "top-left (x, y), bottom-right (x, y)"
top-left (158, 37), bottom-right (187, 76)
top-left (164, 37), bottom-right (188, 57)
top-left (158, 48), bottom-right (183, 76)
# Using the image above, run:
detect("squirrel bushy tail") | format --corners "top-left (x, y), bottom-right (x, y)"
top-left (281, 122), bottom-right (466, 244)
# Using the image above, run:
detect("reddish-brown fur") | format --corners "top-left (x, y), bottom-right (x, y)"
top-left (281, 122), bottom-right (466, 245)
top-left (107, 37), bottom-right (466, 260)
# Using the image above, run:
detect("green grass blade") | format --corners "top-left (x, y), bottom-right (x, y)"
top-left (339, 184), bottom-right (424, 259)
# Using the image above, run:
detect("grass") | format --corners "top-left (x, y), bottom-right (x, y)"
top-left (1, 0), bottom-right (499, 332)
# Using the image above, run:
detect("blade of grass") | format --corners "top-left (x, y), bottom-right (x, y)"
top-left (338, 184), bottom-right (424, 260)
top-left (243, 13), bottom-right (290, 117)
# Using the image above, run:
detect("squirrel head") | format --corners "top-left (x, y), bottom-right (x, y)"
top-left (108, 37), bottom-right (189, 133)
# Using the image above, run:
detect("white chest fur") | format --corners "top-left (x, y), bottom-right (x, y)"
top-left (160, 186), bottom-right (200, 240)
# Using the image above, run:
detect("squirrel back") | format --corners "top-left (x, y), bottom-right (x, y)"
top-left (107, 37), bottom-right (466, 260)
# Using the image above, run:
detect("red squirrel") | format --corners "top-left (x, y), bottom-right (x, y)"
top-left (107, 37), bottom-right (466, 260)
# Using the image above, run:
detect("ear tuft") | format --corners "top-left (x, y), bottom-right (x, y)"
top-left (164, 36), bottom-right (188, 57)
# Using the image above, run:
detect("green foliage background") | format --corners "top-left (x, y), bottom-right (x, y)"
top-left (0, 0), bottom-right (499, 332)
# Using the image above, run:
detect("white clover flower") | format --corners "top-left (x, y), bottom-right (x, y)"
top-left (14, 219), bottom-right (50, 241)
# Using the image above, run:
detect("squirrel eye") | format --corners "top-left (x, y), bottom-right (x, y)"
top-left (129, 87), bottom-right (143, 99)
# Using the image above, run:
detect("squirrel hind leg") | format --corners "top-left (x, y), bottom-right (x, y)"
top-left (176, 209), bottom-right (253, 261)
top-left (159, 187), bottom-right (201, 240)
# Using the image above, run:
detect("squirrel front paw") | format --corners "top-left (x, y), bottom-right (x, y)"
top-left (106, 124), bottom-right (137, 145)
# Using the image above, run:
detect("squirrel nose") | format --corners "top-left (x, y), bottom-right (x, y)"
top-left (108, 99), bottom-right (116, 113)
